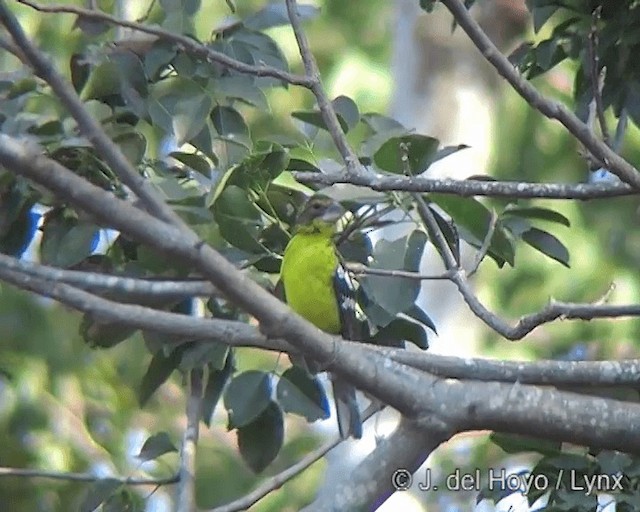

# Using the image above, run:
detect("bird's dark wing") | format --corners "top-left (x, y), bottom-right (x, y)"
top-left (332, 263), bottom-right (363, 439)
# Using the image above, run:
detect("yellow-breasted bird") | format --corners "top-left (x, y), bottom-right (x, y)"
top-left (280, 194), bottom-right (363, 439)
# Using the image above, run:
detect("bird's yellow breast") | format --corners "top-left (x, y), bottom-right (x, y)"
top-left (281, 231), bottom-right (341, 334)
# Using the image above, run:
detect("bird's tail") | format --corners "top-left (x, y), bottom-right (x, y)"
top-left (331, 376), bottom-right (362, 439)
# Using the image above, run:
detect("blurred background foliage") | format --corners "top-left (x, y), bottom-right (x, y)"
top-left (0, 0), bottom-right (639, 511)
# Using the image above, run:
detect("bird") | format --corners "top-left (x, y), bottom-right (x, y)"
top-left (280, 194), bottom-right (363, 439)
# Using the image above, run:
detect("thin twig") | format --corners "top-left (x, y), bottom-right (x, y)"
top-left (285, 0), bottom-right (360, 171)
top-left (0, 466), bottom-right (178, 485)
top-left (293, 172), bottom-right (637, 199)
top-left (467, 209), bottom-right (498, 277)
top-left (587, 6), bottom-right (610, 147)
top-left (346, 263), bottom-right (454, 281)
top-left (177, 369), bottom-right (203, 512)
top-left (438, 0), bottom-right (640, 188)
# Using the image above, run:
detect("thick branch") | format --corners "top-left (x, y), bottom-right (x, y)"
top-left (0, 262), bottom-right (288, 352)
top-left (382, 350), bottom-right (640, 387)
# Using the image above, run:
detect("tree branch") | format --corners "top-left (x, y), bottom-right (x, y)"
top-left (292, 171), bottom-right (637, 199)
top-left (16, 0), bottom-right (313, 87)
top-left (380, 350), bottom-right (640, 387)
top-left (0, 253), bottom-right (219, 301)
top-left (0, 261), bottom-right (289, 352)
top-left (438, 0), bottom-right (640, 188)
top-left (285, 0), bottom-right (361, 171)
top-left (177, 369), bottom-right (202, 512)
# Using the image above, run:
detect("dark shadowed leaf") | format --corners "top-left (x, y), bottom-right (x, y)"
top-left (80, 478), bottom-right (122, 512)
top-left (139, 348), bottom-right (182, 406)
top-left (522, 227), bottom-right (570, 267)
top-left (406, 304), bottom-right (438, 335)
top-left (202, 351), bottom-right (235, 426)
top-left (426, 205), bottom-right (461, 266)
top-left (40, 217), bottom-right (99, 268)
top-left (503, 206), bottom-right (570, 226)
top-left (224, 370), bottom-right (272, 428)
top-left (373, 134), bottom-right (439, 174)
top-left (373, 316), bottom-right (428, 349)
top-left (361, 235), bottom-right (421, 319)
top-left (237, 401), bottom-right (284, 473)
top-left (404, 229), bottom-right (427, 271)
top-left (137, 432), bottom-right (178, 461)
top-left (169, 151), bottom-right (215, 175)
top-left (431, 195), bottom-right (514, 267)
top-left (277, 366), bottom-right (330, 421)
top-left (490, 432), bottom-right (562, 456)
top-left (244, 3), bottom-right (319, 30)
top-left (213, 185), bottom-right (264, 253)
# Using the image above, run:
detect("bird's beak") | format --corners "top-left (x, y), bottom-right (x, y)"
top-left (321, 201), bottom-right (346, 224)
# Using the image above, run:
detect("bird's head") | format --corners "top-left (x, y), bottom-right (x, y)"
top-left (294, 194), bottom-right (346, 234)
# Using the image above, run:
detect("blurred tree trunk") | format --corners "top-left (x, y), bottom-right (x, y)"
top-left (389, 0), bottom-right (527, 356)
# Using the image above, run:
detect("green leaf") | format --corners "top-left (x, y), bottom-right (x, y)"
top-left (113, 132), bottom-right (146, 166)
top-left (503, 206), bottom-right (570, 227)
top-left (237, 401), bottom-right (284, 473)
top-left (431, 195), bottom-right (514, 267)
top-left (490, 432), bottom-right (562, 456)
top-left (214, 76), bottom-right (268, 110)
top-left (373, 316), bottom-right (428, 349)
top-left (244, 3), bottom-right (319, 30)
top-left (332, 95), bottom-right (360, 131)
top-left (212, 184), bottom-right (264, 253)
top-left (361, 235), bottom-right (421, 321)
top-left (373, 134), bottom-right (439, 174)
top-left (80, 315), bottom-right (137, 348)
top-left (406, 303), bottom-right (438, 335)
top-left (137, 432), bottom-right (178, 462)
top-left (147, 77), bottom-right (212, 145)
top-left (522, 227), bottom-right (570, 267)
top-left (404, 229), bottom-right (427, 271)
top-left (223, 370), bottom-right (272, 428)
top-left (139, 349), bottom-right (182, 406)
top-left (426, 205), bottom-right (461, 266)
top-left (211, 105), bottom-right (249, 140)
top-left (169, 151), bottom-right (215, 175)
top-left (292, 95), bottom-right (360, 134)
top-left (179, 342), bottom-right (228, 371)
top-left (532, 6), bottom-right (560, 32)
top-left (361, 112), bottom-right (405, 133)
top-left (40, 216), bottom-right (98, 268)
top-left (80, 478), bottom-right (122, 512)
top-left (202, 351), bottom-right (235, 426)
top-left (276, 366), bottom-right (330, 421)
